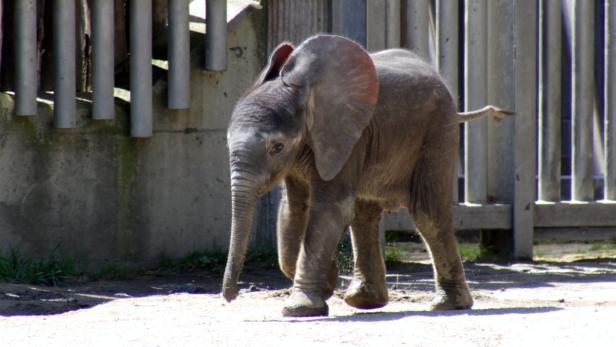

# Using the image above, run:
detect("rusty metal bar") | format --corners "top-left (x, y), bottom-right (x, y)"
top-left (168, 0), bottom-right (190, 109)
top-left (464, 0), bottom-right (488, 204)
top-left (205, 0), bottom-right (227, 71)
top-left (571, 0), bottom-right (594, 201)
top-left (14, 0), bottom-right (37, 117)
top-left (404, 0), bottom-right (431, 62)
top-left (538, 0), bottom-right (562, 202)
top-left (606, 0), bottom-right (616, 200)
top-left (53, 0), bottom-right (77, 128)
top-left (92, 0), bottom-right (115, 120)
top-left (130, 0), bottom-right (153, 137)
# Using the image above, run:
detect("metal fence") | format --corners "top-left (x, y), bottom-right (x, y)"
top-left (316, 0), bottom-right (616, 258)
top-left (6, 0), bottom-right (227, 137)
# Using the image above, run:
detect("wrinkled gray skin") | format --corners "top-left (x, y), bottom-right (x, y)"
top-left (223, 35), bottom-right (476, 317)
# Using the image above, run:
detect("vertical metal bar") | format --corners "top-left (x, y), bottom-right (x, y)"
top-left (571, 0), bottom-right (595, 201)
top-left (331, 0), bottom-right (368, 47)
top-left (606, 0), bottom-right (616, 200)
top-left (14, 0), bottom-right (37, 117)
top-left (437, 0), bottom-right (460, 202)
top-left (464, 0), bottom-right (488, 204)
top-left (205, 0), bottom-right (227, 71)
top-left (168, 0), bottom-right (191, 109)
top-left (513, 0), bottom-right (538, 259)
top-left (404, 0), bottom-right (431, 62)
top-left (53, 0), bottom-right (77, 128)
top-left (538, 0), bottom-right (562, 202)
top-left (130, 0), bottom-right (153, 137)
top-left (367, 0), bottom-right (386, 51)
top-left (92, 0), bottom-right (115, 120)
top-left (386, 0), bottom-right (401, 48)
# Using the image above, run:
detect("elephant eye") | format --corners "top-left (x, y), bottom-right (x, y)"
top-left (269, 142), bottom-right (285, 155)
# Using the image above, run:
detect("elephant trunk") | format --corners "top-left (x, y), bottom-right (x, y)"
top-left (222, 173), bottom-right (258, 302)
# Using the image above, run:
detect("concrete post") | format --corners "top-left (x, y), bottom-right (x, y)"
top-left (92, 0), bottom-right (115, 120)
top-left (53, 0), bottom-right (77, 128)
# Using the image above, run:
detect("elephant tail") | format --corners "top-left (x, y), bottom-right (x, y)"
top-left (456, 105), bottom-right (517, 123)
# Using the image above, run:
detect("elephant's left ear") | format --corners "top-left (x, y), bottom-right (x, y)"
top-left (255, 42), bottom-right (295, 85)
top-left (280, 35), bottom-right (379, 181)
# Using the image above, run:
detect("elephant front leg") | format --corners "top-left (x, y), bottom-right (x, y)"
top-left (282, 200), bottom-right (353, 317)
top-left (344, 200), bottom-right (388, 309)
top-left (277, 177), bottom-right (309, 281)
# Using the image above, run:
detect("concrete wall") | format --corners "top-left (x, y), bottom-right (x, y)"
top-left (0, 7), bottom-right (266, 270)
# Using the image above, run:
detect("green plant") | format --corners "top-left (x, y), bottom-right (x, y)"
top-left (385, 246), bottom-right (402, 265)
top-left (0, 249), bottom-right (77, 285)
top-left (458, 243), bottom-right (481, 261)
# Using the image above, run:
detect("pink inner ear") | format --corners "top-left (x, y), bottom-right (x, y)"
top-left (272, 44), bottom-right (294, 70)
top-left (260, 43), bottom-right (295, 82)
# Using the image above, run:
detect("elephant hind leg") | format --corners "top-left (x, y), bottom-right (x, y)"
top-left (411, 209), bottom-right (473, 310)
top-left (344, 199), bottom-right (388, 309)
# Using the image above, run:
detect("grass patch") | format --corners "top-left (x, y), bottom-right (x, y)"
top-left (458, 243), bottom-right (481, 261)
top-left (385, 246), bottom-right (402, 265)
top-left (0, 249), bottom-right (77, 286)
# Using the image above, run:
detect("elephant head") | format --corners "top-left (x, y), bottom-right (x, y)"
top-left (222, 35), bottom-right (380, 302)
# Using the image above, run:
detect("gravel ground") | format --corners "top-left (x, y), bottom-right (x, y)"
top-left (1, 249), bottom-right (616, 346)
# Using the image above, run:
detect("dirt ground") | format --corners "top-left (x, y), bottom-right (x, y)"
top-left (1, 245), bottom-right (616, 346)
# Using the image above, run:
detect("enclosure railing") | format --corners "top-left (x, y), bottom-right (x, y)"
top-left (341, 0), bottom-right (616, 258)
top-left (8, 0), bottom-right (227, 137)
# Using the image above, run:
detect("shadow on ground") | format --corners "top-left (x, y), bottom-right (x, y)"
top-left (272, 306), bottom-right (563, 323)
top-left (382, 258), bottom-right (616, 293)
top-left (1, 258), bottom-right (615, 317)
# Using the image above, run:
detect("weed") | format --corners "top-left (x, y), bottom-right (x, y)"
top-left (0, 249), bottom-right (77, 286)
top-left (458, 243), bottom-right (481, 261)
top-left (385, 247), bottom-right (402, 265)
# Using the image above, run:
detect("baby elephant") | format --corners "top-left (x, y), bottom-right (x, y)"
top-left (222, 34), bottom-right (512, 317)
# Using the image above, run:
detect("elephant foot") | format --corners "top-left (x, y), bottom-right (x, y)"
top-left (282, 289), bottom-right (329, 317)
top-left (344, 279), bottom-right (388, 309)
top-left (430, 281), bottom-right (473, 311)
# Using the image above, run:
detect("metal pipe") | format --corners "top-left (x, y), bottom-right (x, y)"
top-left (53, 0), bottom-right (76, 128)
top-left (538, 0), bottom-right (562, 202)
top-left (385, 0), bottom-right (401, 48)
top-left (404, 0), bottom-right (431, 62)
top-left (130, 0), bottom-right (153, 138)
top-left (464, 0), bottom-right (488, 204)
top-left (571, 0), bottom-right (594, 201)
top-left (14, 0), bottom-right (37, 117)
top-left (437, 0), bottom-right (460, 202)
top-left (92, 0), bottom-right (115, 120)
top-left (205, 0), bottom-right (227, 71)
top-left (168, 0), bottom-right (191, 109)
top-left (606, 0), bottom-right (616, 200)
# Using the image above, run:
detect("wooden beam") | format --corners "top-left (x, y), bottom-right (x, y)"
top-left (512, 0), bottom-right (538, 259)
top-left (534, 202), bottom-right (616, 227)
top-left (380, 204), bottom-right (512, 232)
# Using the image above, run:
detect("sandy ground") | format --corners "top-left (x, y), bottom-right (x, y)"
top-left (1, 251), bottom-right (616, 346)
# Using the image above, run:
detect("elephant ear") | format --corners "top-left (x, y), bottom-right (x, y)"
top-left (255, 42), bottom-right (295, 85)
top-left (280, 35), bottom-right (379, 181)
